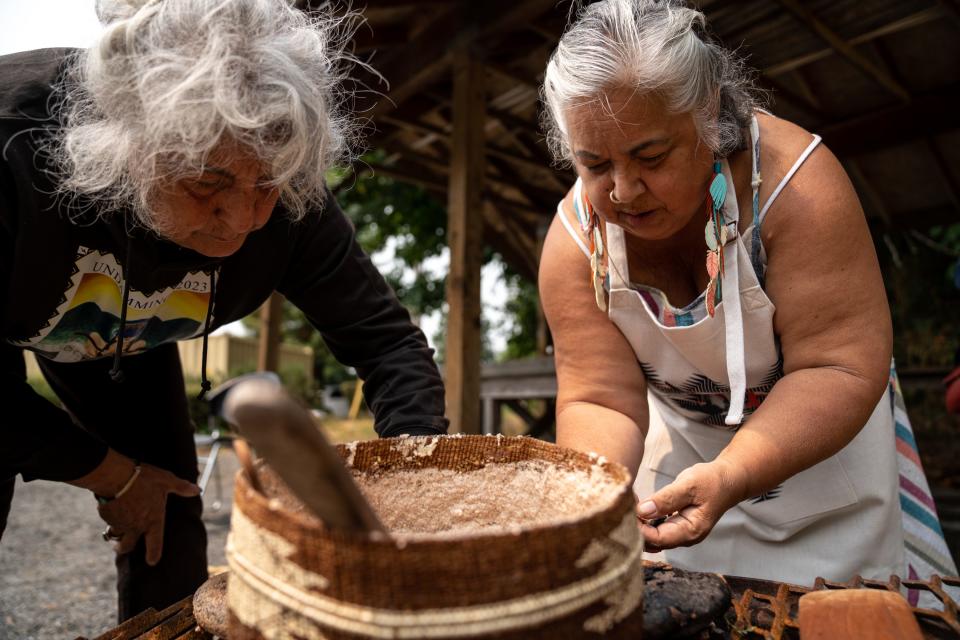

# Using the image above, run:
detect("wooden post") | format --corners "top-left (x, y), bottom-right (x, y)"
top-left (535, 220), bottom-right (550, 355)
top-left (444, 46), bottom-right (485, 434)
top-left (257, 292), bottom-right (283, 372)
top-left (348, 379), bottom-right (365, 420)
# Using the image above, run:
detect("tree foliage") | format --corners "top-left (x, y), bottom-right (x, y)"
top-left (245, 153), bottom-right (544, 389)
top-left (333, 154), bottom-right (450, 319)
top-left (877, 223), bottom-right (960, 368)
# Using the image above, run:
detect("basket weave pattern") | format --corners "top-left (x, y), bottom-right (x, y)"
top-left (227, 435), bottom-right (644, 639)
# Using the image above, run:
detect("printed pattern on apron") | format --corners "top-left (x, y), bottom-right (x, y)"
top-left (556, 114), bottom-right (956, 586)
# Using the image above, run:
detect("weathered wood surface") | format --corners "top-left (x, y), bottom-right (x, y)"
top-left (798, 589), bottom-right (924, 640)
top-left (444, 46), bottom-right (485, 435)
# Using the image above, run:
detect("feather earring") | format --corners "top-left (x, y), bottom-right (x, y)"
top-left (573, 188), bottom-right (608, 312)
top-left (705, 161), bottom-right (727, 317)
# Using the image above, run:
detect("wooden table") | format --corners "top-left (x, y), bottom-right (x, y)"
top-left (479, 355), bottom-right (556, 438)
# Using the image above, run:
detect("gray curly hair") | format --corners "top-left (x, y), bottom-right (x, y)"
top-left (52, 0), bottom-right (360, 231)
top-left (542, 0), bottom-right (761, 166)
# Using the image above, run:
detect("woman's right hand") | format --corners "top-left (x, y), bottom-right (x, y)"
top-left (70, 449), bottom-right (200, 565)
top-left (636, 459), bottom-right (748, 551)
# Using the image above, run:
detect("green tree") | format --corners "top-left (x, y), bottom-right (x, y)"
top-left (334, 153), bottom-right (449, 320)
top-left (877, 223), bottom-right (960, 368)
top-left (243, 151), bottom-right (544, 392)
top-left (501, 269), bottom-right (541, 362)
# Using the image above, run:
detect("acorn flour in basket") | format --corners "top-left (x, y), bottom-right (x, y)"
top-left (227, 435), bottom-right (644, 639)
top-left (353, 458), bottom-right (624, 537)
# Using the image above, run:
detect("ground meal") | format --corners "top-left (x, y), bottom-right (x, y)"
top-left (353, 459), bottom-right (624, 538)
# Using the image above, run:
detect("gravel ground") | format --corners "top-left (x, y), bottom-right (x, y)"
top-left (0, 448), bottom-right (239, 640)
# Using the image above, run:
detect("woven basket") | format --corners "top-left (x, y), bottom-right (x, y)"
top-left (226, 435), bottom-right (643, 639)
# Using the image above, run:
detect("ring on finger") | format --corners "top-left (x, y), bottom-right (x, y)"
top-left (101, 526), bottom-right (123, 542)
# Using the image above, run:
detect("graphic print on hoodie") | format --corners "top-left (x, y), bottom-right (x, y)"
top-left (12, 246), bottom-right (214, 363)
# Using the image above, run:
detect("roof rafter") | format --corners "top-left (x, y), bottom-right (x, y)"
top-left (772, 0), bottom-right (915, 102)
top-left (356, 0), bottom-right (561, 119)
top-left (379, 114), bottom-right (569, 188)
top-left (820, 83), bottom-right (959, 156)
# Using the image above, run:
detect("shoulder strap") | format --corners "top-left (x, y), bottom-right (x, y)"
top-left (556, 199), bottom-right (591, 259)
top-left (758, 134), bottom-right (822, 223)
top-left (749, 115), bottom-right (764, 282)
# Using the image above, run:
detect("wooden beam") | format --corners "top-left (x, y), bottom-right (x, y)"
top-left (357, 0), bottom-right (452, 6)
top-left (360, 162), bottom-right (446, 194)
top-left (758, 75), bottom-right (825, 122)
top-left (819, 83), bottom-right (960, 157)
top-left (368, 152), bottom-right (560, 224)
top-left (380, 114), bottom-right (448, 138)
top-left (257, 293), bottom-right (284, 373)
top-left (482, 224), bottom-right (536, 282)
top-left (482, 203), bottom-right (538, 280)
top-left (926, 137), bottom-right (960, 211)
top-left (484, 199), bottom-right (539, 258)
top-left (366, 150), bottom-right (552, 224)
top-left (716, 3), bottom-right (783, 45)
top-left (786, 68), bottom-right (823, 111)
top-left (774, 0), bottom-right (911, 103)
top-left (486, 145), bottom-right (566, 185)
top-left (444, 47), bottom-right (486, 435)
top-left (351, 164), bottom-right (543, 282)
top-left (377, 139), bottom-right (450, 174)
top-left (373, 133), bottom-right (564, 213)
top-left (379, 114), bottom-right (569, 186)
top-left (485, 191), bottom-right (546, 223)
top-left (878, 204), bottom-right (960, 230)
top-left (487, 104), bottom-right (544, 141)
top-left (362, 0), bottom-right (559, 118)
top-left (485, 61), bottom-right (539, 91)
top-left (384, 85), bottom-right (551, 163)
top-left (484, 154), bottom-right (557, 209)
top-left (845, 160), bottom-right (893, 226)
top-left (424, 87), bottom-right (546, 142)
top-left (535, 222), bottom-right (550, 355)
top-left (763, 7), bottom-right (941, 79)
top-left (350, 24), bottom-right (408, 53)
top-left (937, 0), bottom-right (960, 26)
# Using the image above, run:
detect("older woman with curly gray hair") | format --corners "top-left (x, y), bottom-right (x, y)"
top-left (0, 0), bottom-right (446, 620)
top-left (539, 0), bottom-right (955, 585)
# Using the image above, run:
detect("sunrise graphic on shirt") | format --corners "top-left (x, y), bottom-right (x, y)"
top-left (15, 248), bottom-right (214, 363)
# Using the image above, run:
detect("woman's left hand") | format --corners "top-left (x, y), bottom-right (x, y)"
top-left (636, 459), bottom-right (747, 551)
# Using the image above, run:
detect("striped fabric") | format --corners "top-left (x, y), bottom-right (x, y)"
top-left (635, 287), bottom-right (703, 327)
top-left (890, 364), bottom-right (958, 602)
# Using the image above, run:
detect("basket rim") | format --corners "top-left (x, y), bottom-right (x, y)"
top-left (234, 434), bottom-right (636, 545)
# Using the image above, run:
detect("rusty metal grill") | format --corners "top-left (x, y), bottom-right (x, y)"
top-left (725, 573), bottom-right (960, 639)
top-left (85, 571), bottom-right (960, 639)
top-left (83, 596), bottom-right (211, 640)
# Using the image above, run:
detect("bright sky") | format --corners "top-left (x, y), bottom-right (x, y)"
top-left (0, 1), bottom-right (511, 355)
top-left (0, 2), bottom-right (103, 56)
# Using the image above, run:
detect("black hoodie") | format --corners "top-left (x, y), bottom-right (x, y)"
top-left (0, 48), bottom-right (448, 483)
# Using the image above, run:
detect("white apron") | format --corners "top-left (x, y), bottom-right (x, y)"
top-left (559, 115), bottom-right (956, 587)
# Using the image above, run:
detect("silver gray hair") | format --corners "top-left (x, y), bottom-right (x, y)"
top-left (52, 0), bottom-right (361, 231)
top-left (542, 0), bottom-right (761, 165)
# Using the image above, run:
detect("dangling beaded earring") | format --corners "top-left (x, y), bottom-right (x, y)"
top-left (704, 161), bottom-right (727, 317)
top-left (573, 188), bottom-right (608, 311)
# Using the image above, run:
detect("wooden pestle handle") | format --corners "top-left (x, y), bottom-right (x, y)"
top-left (222, 378), bottom-right (386, 535)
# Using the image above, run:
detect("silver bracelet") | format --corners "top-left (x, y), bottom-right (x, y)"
top-left (95, 462), bottom-right (142, 505)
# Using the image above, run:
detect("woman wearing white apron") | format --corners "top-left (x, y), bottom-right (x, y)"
top-left (538, 0), bottom-right (956, 591)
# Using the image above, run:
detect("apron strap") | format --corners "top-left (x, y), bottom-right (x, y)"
top-left (605, 220), bottom-right (630, 291)
top-left (721, 159), bottom-right (747, 426)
